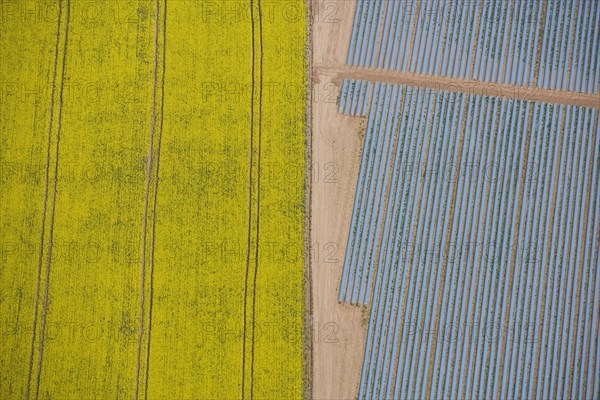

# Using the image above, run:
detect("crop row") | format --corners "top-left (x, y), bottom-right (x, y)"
top-left (346, 0), bottom-right (600, 94)
top-left (339, 80), bottom-right (406, 305)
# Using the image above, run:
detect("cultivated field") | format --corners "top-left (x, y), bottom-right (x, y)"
top-left (338, 81), bottom-right (599, 399)
top-left (346, 0), bottom-right (600, 93)
top-left (1, 1), bottom-right (306, 398)
top-left (311, 0), bottom-right (600, 399)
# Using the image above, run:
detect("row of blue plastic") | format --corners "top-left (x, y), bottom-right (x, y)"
top-left (338, 79), bottom-right (372, 116)
top-left (346, 0), bottom-right (600, 94)
top-left (337, 79), bottom-right (600, 399)
top-left (338, 80), bottom-right (410, 304)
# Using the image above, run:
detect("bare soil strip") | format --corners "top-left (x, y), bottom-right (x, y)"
top-left (315, 64), bottom-right (600, 108)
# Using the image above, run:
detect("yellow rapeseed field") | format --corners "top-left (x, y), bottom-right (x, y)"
top-left (0, 1), bottom-right (306, 398)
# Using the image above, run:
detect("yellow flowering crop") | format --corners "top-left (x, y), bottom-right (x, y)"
top-left (0, 1), bottom-right (306, 398)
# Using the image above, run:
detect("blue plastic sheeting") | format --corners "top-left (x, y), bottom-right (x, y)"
top-left (337, 79), bottom-right (600, 399)
top-left (345, 0), bottom-right (600, 94)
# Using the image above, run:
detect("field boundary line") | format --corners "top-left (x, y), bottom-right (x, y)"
top-left (135, 0), bottom-right (162, 398)
top-left (26, 0), bottom-right (64, 398)
top-left (242, 1), bottom-right (263, 398)
top-left (241, 0), bottom-right (256, 394)
top-left (241, 0), bottom-right (256, 397)
top-left (305, 0), bottom-right (314, 399)
top-left (34, 1), bottom-right (72, 398)
top-left (249, 2), bottom-right (264, 397)
top-left (143, 1), bottom-right (167, 399)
